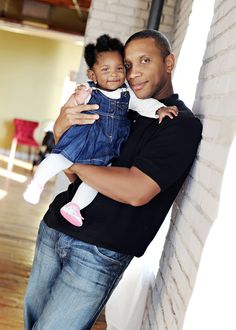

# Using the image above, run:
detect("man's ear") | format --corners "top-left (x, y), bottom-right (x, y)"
top-left (87, 69), bottom-right (97, 83)
top-left (165, 54), bottom-right (175, 73)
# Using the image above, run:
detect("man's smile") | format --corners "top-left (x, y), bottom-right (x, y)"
top-left (130, 81), bottom-right (147, 91)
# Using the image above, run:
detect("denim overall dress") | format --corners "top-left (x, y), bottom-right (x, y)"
top-left (52, 82), bottom-right (131, 165)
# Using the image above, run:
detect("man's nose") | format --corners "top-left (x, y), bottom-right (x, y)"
top-left (127, 66), bottom-right (141, 79)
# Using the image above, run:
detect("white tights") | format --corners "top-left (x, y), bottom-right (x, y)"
top-left (33, 153), bottom-right (98, 209)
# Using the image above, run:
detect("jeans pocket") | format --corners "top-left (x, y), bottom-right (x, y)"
top-left (93, 246), bottom-right (129, 266)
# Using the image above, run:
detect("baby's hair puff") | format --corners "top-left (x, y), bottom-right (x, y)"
top-left (84, 34), bottom-right (124, 69)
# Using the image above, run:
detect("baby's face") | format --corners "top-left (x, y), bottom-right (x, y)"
top-left (92, 51), bottom-right (126, 91)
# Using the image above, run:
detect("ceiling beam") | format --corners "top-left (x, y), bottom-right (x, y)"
top-left (35, 0), bottom-right (91, 11)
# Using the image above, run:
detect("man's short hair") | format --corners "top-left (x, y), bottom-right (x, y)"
top-left (125, 29), bottom-right (172, 59)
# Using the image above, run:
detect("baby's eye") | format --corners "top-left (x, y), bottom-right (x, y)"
top-left (117, 66), bottom-right (124, 71)
top-left (101, 67), bottom-right (109, 72)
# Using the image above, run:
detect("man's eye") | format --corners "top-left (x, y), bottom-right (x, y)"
top-left (124, 63), bottom-right (131, 70)
top-left (141, 58), bottom-right (150, 64)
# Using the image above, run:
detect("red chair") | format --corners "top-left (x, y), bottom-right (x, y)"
top-left (7, 118), bottom-right (40, 171)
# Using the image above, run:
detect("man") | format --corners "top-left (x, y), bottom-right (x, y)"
top-left (24, 30), bottom-right (202, 330)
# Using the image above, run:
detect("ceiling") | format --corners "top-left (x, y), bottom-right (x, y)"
top-left (0, 0), bottom-right (92, 38)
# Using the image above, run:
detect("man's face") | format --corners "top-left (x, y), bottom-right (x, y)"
top-left (124, 38), bottom-right (173, 99)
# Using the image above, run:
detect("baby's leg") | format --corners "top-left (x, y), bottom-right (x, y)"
top-left (33, 154), bottom-right (73, 186)
top-left (72, 182), bottom-right (98, 209)
top-left (23, 154), bottom-right (72, 205)
top-left (60, 183), bottom-right (98, 227)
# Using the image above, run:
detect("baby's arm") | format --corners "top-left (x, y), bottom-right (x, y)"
top-left (157, 106), bottom-right (179, 124)
top-left (128, 87), bottom-right (178, 123)
top-left (74, 83), bottom-right (92, 105)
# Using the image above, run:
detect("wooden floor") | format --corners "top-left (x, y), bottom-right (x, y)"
top-left (0, 156), bottom-right (106, 329)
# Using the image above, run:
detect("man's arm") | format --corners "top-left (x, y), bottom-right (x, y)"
top-left (68, 116), bottom-right (201, 206)
top-left (69, 164), bottom-right (161, 206)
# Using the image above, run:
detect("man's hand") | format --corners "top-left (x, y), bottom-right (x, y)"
top-left (53, 93), bottom-right (99, 143)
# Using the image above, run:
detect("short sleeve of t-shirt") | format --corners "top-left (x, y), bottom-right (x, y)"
top-left (133, 116), bottom-right (202, 191)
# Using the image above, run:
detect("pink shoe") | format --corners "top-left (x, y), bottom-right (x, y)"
top-left (60, 202), bottom-right (84, 227)
top-left (23, 181), bottom-right (43, 204)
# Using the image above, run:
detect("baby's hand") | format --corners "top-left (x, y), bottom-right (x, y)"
top-left (157, 106), bottom-right (179, 124)
top-left (74, 84), bottom-right (92, 105)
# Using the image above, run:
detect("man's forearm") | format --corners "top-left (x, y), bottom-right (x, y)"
top-left (70, 164), bottom-right (160, 206)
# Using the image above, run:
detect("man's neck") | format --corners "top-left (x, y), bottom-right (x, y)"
top-left (154, 80), bottom-right (174, 100)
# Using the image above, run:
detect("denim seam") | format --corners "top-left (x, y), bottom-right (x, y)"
top-left (84, 258), bottom-right (131, 330)
top-left (93, 246), bottom-right (122, 266)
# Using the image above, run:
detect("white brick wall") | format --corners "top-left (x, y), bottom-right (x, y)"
top-left (141, 0), bottom-right (236, 329)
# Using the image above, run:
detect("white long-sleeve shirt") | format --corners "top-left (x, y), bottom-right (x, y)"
top-left (81, 82), bottom-right (165, 119)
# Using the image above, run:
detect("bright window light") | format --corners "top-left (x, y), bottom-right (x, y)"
top-left (0, 168), bottom-right (27, 183)
top-left (173, 0), bottom-right (215, 109)
top-left (0, 154), bottom-right (32, 170)
top-left (0, 189), bottom-right (7, 200)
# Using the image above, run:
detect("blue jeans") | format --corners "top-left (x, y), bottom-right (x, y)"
top-left (24, 221), bottom-right (133, 330)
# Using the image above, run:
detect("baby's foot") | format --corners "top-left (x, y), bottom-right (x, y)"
top-left (60, 202), bottom-right (84, 227)
top-left (23, 181), bottom-right (43, 204)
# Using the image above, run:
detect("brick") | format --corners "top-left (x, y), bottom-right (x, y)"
top-left (90, 10), bottom-right (116, 22)
top-left (91, 0), bottom-right (106, 10)
top-left (190, 160), bottom-right (223, 197)
top-left (168, 254), bottom-right (191, 303)
top-left (161, 293), bottom-right (178, 328)
top-left (101, 21), bottom-right (130, 35)
top-left (119, 0), bottom-right (150, 10)
top-left (86, 18), bottom-right (103, 29)
top-left (108, 4), bottom-right (135, 16)
top-left (177, 197), bottom-right (213, 242)
top-left (134, 8), bottom-right (150, 20)
top-left (198, 140), bottom-right (229, 171)
top-left (165, 0), bottom-right (177, 6)
top-left (162, 14), bottom-right (175, 26)
top-left (162, 5), bottom-right (175, 16)
top-left (171, 233), bottom-right (197, 287)
top-left (119, 15), bottom-right (145, 28)
top-left (174, 215), bottom-right (203, 265)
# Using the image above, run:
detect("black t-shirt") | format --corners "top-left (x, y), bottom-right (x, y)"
top-left (44, 94), bottom-right (202, 257)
